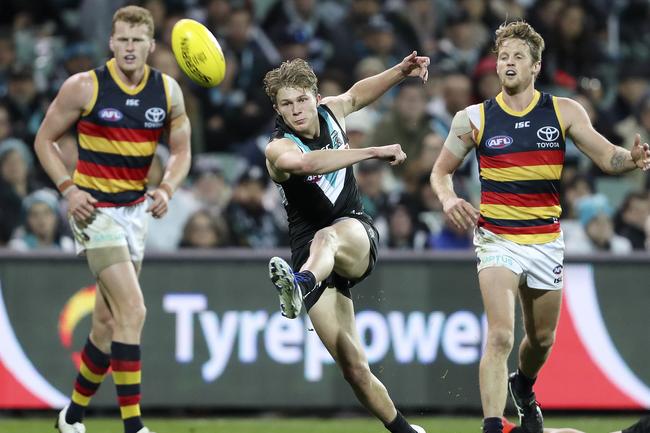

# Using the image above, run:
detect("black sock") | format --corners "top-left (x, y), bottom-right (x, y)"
top-left (294, 270), bottom-right (316, 294)
top-left (483, 417), bottom-right (503, 433)
top-left (384, 411), bottom-right (416, 433)
top-left (514, 368), bottom-right (536, 396)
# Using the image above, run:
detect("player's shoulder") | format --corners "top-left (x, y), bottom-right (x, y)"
top-left (56, 71), bottom-right (97, 105)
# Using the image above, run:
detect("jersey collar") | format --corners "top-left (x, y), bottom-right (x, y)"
top-left (106, 58), bottom-right (150, 95)
top-left (496, 90), bottom-right (540, 117)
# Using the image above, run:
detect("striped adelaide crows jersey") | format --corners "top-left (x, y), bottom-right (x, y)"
top-left (471, 90), bottom-right (565, 244)
top-left (73, 58), bottom-right (171, 207)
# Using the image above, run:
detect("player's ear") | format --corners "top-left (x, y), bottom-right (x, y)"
top-left (109, 36), bottom-right (114, 53)
top-left (316, 93), bottom-right (322, 104)
top-left (149, 38), bottom-right (156, 54)
top-left (532, 61), bottom-right (541, 77)
top-left (273, 104), bottom-right (280, 116)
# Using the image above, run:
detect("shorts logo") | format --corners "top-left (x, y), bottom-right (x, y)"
top-left (537, 126), bottom-right (559, 142)
top-left (486, 135), bottom-right (513, 149)
top-left (98, 108), bottom-right (123, 122)
top-left (553, 265), bottom-right (563, 275)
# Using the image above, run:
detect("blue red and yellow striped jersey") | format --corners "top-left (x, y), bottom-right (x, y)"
top-left (74, 58), bottom-right (171, 207)
top-left (476, 91), bottom-right (566, 244)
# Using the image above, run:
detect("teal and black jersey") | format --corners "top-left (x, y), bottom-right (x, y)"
top-left (271, 105), bottom-right (368, 250)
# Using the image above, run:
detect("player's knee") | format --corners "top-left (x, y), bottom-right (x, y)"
top-left (486, 328), bottom-right (514, 354)
top-left (529, 329), bottom-right (556, 351)
top-left (314, 227), bottom-right (339, 251)
top-left (341, 361), bottom-right (371, 387)
top-left (114, 300), bottom-right (147, 329)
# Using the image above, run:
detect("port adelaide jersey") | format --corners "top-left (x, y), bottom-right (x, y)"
top-left (271, 105), bottom-right (366, 249)
top-left (73, 58), bottom-right (170, 206)
top-left (473, 91), bottom-right (566, 244)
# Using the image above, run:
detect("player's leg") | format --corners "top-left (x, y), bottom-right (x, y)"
top-left (478, 267), bottom-right (519, 433)
top-left (269, 218), bottom-right (373, 318)
top-left (90, 247), bottom-right (149, 433)
top-left (61, 286), bottom-right (114, 428)
top-left (308, 288), bottom-right (421, 433)
top-left (517, 285), bottom-right (562, 379)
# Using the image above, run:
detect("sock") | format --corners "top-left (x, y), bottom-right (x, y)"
top-left (514, 368), bottom-right (536, 397)
top-left (384, 411), bottom-right (416, 433)
top-left (111, 342), bottom-right (144, 433)
top-left (66, 338), bottom-right (110, 424)
top-left (483, 417), bottom-right (503, 433)
top-left (294, 270), bottom-right (316, 294)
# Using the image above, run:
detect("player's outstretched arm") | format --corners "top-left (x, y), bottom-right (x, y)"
top-left (322, 51), bottom-right (430, 119)
top-left (34, 72), bottom-right (97, 221)
top-left (430, 110), bottom-right (479, 230)
top-left (147, 76), bottom-right (191, 219)
top-left (265, 138), bottom-right (405, 179)
top-left (560, 97), bottom-right (650, 174)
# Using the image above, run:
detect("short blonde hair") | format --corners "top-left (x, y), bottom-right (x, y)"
top-left (263, 59), bottom-right (318, 105)
top-left (494, 21), bottom-right (545, 63)
top-left (112, 6), bottom-right (154, 39)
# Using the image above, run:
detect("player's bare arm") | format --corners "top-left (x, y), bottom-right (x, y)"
top-left (559, 97), bottom-right (650, 173)
top-left (322, 51), bottom-right (430, 120)
top-left (147, 75), bottom-right (191, 219)
top-left (265, 138), bottom-right (405, 181)
top-left (34, 72), bottom-right (98, 221)
top-left (430, 109), bottom-right (480, 230)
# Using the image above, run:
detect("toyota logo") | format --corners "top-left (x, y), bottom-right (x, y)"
top-left (537, 126), bottom-right (559, 142)
top-left (145, 107), bottom-right (166, 123)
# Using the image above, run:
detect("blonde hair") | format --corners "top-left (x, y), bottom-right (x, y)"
top-left (263, 59), bottom-right (318, 105)
top-left (112, 6), bottom-right (154, 39)
top-left (494, 21), bottom-right (545, 63)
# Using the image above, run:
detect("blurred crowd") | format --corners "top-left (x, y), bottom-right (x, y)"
top-left (1, 0), bottom-right (650, 254)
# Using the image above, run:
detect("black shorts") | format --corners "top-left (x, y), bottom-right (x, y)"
top-left (291, 215), bottom-right (379, 311)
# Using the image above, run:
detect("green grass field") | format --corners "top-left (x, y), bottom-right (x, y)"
top-left (0, 416), bottom-right (640, 433)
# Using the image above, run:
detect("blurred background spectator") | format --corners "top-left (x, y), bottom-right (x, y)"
top-left (0, 0), bottom-right (649, 253)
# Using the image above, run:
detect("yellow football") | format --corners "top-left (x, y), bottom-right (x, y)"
top-left (171, 19), bottom-right (226, 87)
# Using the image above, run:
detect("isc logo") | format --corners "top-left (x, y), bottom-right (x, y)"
top-left (515, 121), bottom-right (530, 128)
top-left (486, 135), bottom-right (513, 149)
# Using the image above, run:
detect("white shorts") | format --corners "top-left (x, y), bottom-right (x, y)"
top-left (69, 199), bottom-right (149, 263)
top-left (473, 227), bottom-right (565, 290)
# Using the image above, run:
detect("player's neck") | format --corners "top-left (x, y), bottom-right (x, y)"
top-left (301, 120), bottom-right (321, 140)
top-left (112, 61), bottom-right (146, 88)
top-left (500, 85), bottom-right (536, 112)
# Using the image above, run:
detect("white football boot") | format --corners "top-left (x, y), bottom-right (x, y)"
top-left (411, 425), bottom-right (427, 433)
top-left (268, 256), bottom-right (303, 319)
top-left (55, 405), bottom-right (86, 433)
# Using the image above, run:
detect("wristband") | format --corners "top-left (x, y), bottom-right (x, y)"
top-left (57, 178), bottom-right (75, 196)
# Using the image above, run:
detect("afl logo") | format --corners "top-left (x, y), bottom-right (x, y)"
top-left (486, 135), bottom-right (513, 149)
top-left (98, 108), bottom-right (123, 122)
top-left (537, 126), bottom-right (560, 142)
top-left (145, 107), bottom-right (166, 123)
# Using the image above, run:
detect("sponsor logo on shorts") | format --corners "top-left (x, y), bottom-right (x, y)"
top-left (552, 264), bottom-right (563, 284)
top-left (480, 255), bottom-right (514, 266)
top-left (486, 135), bottom-right (513, 149)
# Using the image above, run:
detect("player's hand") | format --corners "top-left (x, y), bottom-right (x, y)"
top-left (442, 196), bottom-right (479, 231)
top-left (147, 188), bottom-right (170, 219)
top-left (67, 188), bottom-right (97, 222)
top-left (398, 51), bottom-right (430, 83)
top-left (375, 144), bottom-right (407, 166)
top-left (630, 133), bottom-right (650, 170)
